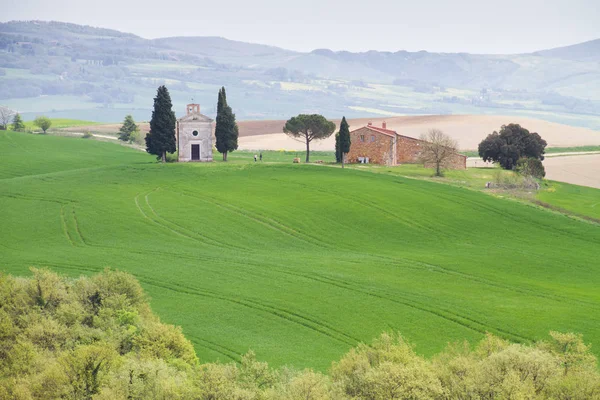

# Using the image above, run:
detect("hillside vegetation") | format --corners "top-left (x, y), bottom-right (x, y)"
top-left (1, 131), bottom-right (600, 374)
top-left (2, 268), bottom-right (599, 399)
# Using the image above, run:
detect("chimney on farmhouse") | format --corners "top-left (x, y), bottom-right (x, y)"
top-left (368, 121), bottom-right (372, 126)
top-left (186, 104), bottom-right (200, 115)
top-left (382, 121), bottom-right (387, 129)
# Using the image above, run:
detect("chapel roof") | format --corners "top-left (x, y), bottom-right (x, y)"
top-left (177, 112), bottom-right (213, 123)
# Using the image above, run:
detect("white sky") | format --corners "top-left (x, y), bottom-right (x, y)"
top-left (2, 0), bottom-right (599, 53)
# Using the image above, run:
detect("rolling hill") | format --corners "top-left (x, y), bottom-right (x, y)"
top-left (1, 130), bottom-right (600, 371)
top-left (1, 20), bottom-right (600, 129)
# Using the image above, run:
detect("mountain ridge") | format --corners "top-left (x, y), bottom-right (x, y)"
top-left (1, 20), bottom-right (600, 127)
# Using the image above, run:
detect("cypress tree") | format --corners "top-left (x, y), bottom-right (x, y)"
top-left (338, 117), bottom-right (351, 167)
top-left (146, 86), bottom-right (176, 163)
top-left (214, 87), bottom-right (239, 161)
top-left (335, 133), bottom-right (342, 163)
top-left (11, 113), bottom-right (25, 131)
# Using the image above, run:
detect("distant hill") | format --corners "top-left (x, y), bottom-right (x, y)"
top-left (535, 39), bottom-right (600, 62)
top-left (0, 20), bottom-right (599, 128)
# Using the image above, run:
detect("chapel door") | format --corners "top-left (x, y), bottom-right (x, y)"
top-left (191, 144), bottom-right (200, 161)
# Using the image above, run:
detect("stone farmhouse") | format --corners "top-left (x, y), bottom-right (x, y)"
top-left (346, 122), bottom-right (467, 169)
top-left (176, 104), bottom-right (213, 162)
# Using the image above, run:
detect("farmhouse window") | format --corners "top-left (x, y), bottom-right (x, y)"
top-left (192, 130), bottom-right (199, 136)
top-left (360, 135), bottom-right (365, 142)
top-left (371, 135), bottom-right (375, 142)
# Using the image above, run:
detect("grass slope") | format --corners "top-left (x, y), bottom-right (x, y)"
top-left (1, 131), bottom-right (600, 371)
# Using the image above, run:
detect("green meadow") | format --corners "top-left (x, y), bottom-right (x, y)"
top-left (1, 131), bottom-right (600, 371)
top-left (22, 118), bottom-right (100, 131)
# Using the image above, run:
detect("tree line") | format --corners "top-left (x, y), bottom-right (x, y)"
top-left (1, 268), bottom-right (598, 399)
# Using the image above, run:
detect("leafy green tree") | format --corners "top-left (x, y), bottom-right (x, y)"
top-left (335, 133), bottom-right (341, 163)
top-left (118, 115), bottom-right (139, 143)
top-left (478, 123), bottom-right (547, 170)
top-left (146, 86), bottom-right (176, 163)
top-left (33, 116), bottom-right (52, 134)
top-left (11, 113), bottom-right (25, 131)
top-left (337, 116), bottom-right (351, 168)
top-left (283, 114), bottom-right (336, 162)
top-left (214, 87), bottom-right (239, 161)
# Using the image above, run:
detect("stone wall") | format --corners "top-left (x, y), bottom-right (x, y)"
top-left (396, 135), bottom-right (424, 164)
top-left (346, 127), bottom-right (395, 165)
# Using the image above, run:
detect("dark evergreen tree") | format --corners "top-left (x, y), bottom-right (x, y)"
top-left (214, 87), bottom-right (239, 161)
top-left (338, 116), bottom-right (351, 167)
top-left (11, 113), bottom-right (25, 131)
top-left (146, 86), bottom-right (176, 163)
top-left (118, 115), bottom-right (138, 143)
top-left (335, 133), bottom-right (342, 163)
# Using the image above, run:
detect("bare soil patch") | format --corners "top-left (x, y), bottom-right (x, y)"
top-left (544, 154), bottom-right (600, 189)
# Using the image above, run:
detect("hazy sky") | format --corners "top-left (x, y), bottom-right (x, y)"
top-left (3, 0), bottom-right (599, 53)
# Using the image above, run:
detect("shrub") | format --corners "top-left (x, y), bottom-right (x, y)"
top-left (516, 157), bottom-right (546, 178)
top-left (82, 131), bottom-right (93, 139)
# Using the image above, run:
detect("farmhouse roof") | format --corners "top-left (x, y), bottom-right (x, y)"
top-left (365, 125), bottom-right (397, 137)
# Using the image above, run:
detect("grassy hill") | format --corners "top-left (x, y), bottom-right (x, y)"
top-left (1, 131), bottom-right (600, 371)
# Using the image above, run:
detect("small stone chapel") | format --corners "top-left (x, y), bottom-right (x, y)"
top-left (176, 104), bottom-right (213, 162)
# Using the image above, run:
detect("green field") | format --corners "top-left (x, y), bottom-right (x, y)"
top-left (1, 131), bottom-right (600, 371)
top-left (23, 118), bottom-right (100, 130)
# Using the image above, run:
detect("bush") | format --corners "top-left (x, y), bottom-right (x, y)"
top-left (516, 157), bottom-right (546, 178)
top-left (82, 131), bottom-right (93, 139)
top-left (165, 151), bottom-right (178, 163)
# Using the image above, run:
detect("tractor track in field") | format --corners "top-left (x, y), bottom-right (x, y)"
top-left (257, 260), bottom-right (531, 342)
top-left (185, 334), bottom-right (240, 362)
top-left (132, 275), bottom-right (360, 347)
top-left (173, 189), bottom-right (333, 250)
top-left (134, 189), bottom-right (245, 251)
top-left (431, 188), bottom-right (600, 246)
top-left (144, 189), bottom-right (247, 251)
top-left (368, 253), bottom-right (600, 311)
top-left (60, 205), bottom-right (76, 246)
top-left (268, 178), bottom-right (460, 240)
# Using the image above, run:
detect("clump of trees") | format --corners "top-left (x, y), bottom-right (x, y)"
top-left (2, 269), bottom-right (600, 399)
top-left (335, 116), bottom-right (351, 167)
top-left (118, 114), bottom-right (140, 144)
top-left (478, 124), bottom-right (547, 170)
top-left (0, 268), bottom-right (198, 399)
top-left (419, 129), bottom-right (459, 177)
top-left (214, 87), bottom-right (239, 161)
top-left (283, 114), bottom-right (336, 162)
top-left (145, 85), bottom-right (176, 163)
top-left (33, 115), bottom-right (52, 133)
